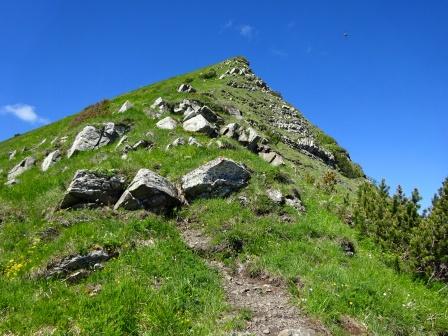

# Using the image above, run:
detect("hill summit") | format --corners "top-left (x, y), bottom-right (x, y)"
top-left (1, 57), bottom-right (447, 335)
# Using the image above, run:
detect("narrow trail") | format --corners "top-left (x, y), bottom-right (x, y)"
top-left (177, 221), bottom-right (329, 336)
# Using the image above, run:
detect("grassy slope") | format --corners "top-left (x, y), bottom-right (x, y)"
top-left (0, 57), bottom-right (447, 335)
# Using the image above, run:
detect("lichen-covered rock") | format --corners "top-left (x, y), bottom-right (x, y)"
top-left (41, 150), bottom-right (61, 171)
top-left (118, 100), bottom-right (133, 113)
top-left (183, 115), bottom-right (218, 137)
top-left (177, 83), bottom-right (196, 93)
top-left (67, 123), bottom-right (128, 158)
top-left (181, 157), bottom-right (250, 201)
top-left (60, 170), bottom-right (126, 209)
top-left (114, 169), bottom-right (181, 212)
top-left (7, 156), bottom-right (36, 181)
top-left (156, 117), bottom-right (177, 130)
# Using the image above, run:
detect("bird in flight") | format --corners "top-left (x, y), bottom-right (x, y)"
top-left (343, 32), bottom-right (350, 38)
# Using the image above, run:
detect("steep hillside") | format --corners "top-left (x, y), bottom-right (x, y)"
top-left (0, 57), bottom-right (447, 335)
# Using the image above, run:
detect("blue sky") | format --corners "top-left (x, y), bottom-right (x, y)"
top-left (0, 0), bottom-right (447, 208)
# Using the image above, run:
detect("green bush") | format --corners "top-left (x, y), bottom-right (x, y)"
top-left (199, 69), bottom-right (217, 79)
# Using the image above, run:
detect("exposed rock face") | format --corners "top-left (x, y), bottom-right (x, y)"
top-left (177, 83), bottom-right (196, 93)
top-left (114, 169), bottom-right (181, 212)
top-left (7, 156), bottom-right (36, 181)
top-left (147, 97), bottom-right (170, 118)
top-left (60, 170), bottom-right (126, 209)
top-left (41, 150), bottom-right (61, 171)
top-left (281, 136), bottom-right (335, 166)
top-left (182, 115), bottom-right (218, 137)
top-left (44, 248), bottom-right (118, 280)
top-left (181, 157), bottom-right (250, 201)
top-left (67, 123), bottom-right (128, 158)
top-left (118, 100), bottom-right (133, 113)
top-left (156, 117), bottom-right (177, 130)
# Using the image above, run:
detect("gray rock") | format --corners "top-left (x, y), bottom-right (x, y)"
top-left (181, 157), bottom-right (250, 201)
top-left (7, 156), bottom-right (36, 181)
top-left (285, 189), bottom-right (305, 212)
top-left (8, 150), bottom-right (16, 161)
top-left (60, 170), bottom-right (126, 209)
top-left (156, 117), bottom-right (177, 130)
top-left (115, 135), bottom-right (128, 150)
top-left (67, 123), bottom-right (127, 158)
top-left (166, 137), bottom-right (185, 150)
top-left (118, 100), bottom-right (133, 113)
top-left (224, 105), bottom-right (243, 119)
top-left (150, 97), bottom-right (170, 112)
top-left (220, 123), bottom-right (241, 139)
top-left (131, 140), bottom-right (152, 151)
top-left (259, 151), bottom-right (285, 167)
top-left (41, 150), bottom-right (61, 171)
top-left (266, 188), bottom-right (285, 204)
top-left (183, 105), bottom-right (223, 124)
top-left (45, 249), bottom-right (117, 279)
top-left (173, 99), bottom-right (201, 114)
top-left (183, 115), bottom-right (218, 137)
top-left (278, 328), bottom-right (316, 336)
top-left (177, 83), bottom-right (196, 93)
top-left (114, 168), bottom-right (181, 212)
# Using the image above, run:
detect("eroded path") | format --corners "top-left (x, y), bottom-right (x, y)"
top-left (177, 221), bottom-right (329, 336)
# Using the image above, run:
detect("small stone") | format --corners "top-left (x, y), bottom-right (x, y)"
top-left (42, 150), bottom-right (61, 171)
top-left (118, 100), bottom-right (133, 113)
top-left (177, 83), bottom-right (196, 93)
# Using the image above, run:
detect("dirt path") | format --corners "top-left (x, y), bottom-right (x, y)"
top-left (177, 221), bottom-right (329, 336)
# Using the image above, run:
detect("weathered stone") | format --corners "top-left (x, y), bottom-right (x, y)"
top-left (131, 140), bottom-right (152, 151)
top-left (114, 169), bottom-right (181, 212)
top-left (285, 189), bottom-right (305, 212)
top-left (181, 157), bottom-right (250, 201)
top-left (278, 328), bottom-right (316, 336)
top-left (41, 150), bottom-right (61, 172)
top-left (183, 115), bottom-right (218, 137)
top-left (67, 123), bottom-right (127, 158)
top-left (156, 117), bottom-right (177, 130)
top-left (166, 137), bottom-right (185, 150)
top-left (44, 249), bottom-right (118, 280)
top-left (259, 151), bottom-right (284, 167)
top-left (177, 83), bottom-right (196, 93)
top-left (173, 99), bottom-right (201, 114)
top-left (7, 156), bottom-right (36, 181)
top-left (220, 123), bottom-right (241, 139)
top-left (284, 137), bottom-right (335, 166)
top-left (60, 170), bottom-right (126, 209)
top-left (150, 97), bottom-right (170, 112)
top-left (118, 100), bottom-right (133, 113)
top-left (115, 135), bottom-right (128, 150)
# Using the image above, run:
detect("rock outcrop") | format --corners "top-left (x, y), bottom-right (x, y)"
top-left (181, 157), bottom-right (250, 201)
top-left (118, 100), bottom-right (133, 113)
top-left (60, 170), bottom-right (126, 209)
top-left (114, 169), bottom-right (181, 212)
top-left (41, 150), bottom-right (61, 171)
top-left (177, 83), bottom-right (196, 93)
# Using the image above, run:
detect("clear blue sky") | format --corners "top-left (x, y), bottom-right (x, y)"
top-left (1, 0), bottom-right (447, 209)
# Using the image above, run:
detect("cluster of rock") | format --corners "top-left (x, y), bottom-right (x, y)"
top-left (281, 136), bottom-right (335, 166)
top-left (266, 188), bottom-right (305, 212)
top-left (220, 123), bottom-right (284, 167)
top-left (60, 157), bottom-right (251, 212)
top-left (43, 248), bottom-right (118, 282)
top-left (219, 60), bottom-right (271, 93)
top-left (6, 156), bottom-right (36, 185)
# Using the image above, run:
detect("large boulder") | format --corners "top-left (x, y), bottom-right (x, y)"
top-left (156, 116), bottom-right (177, 130)
top-left (7, 156), bottom-right (36, 182)
top-left (238, 127), bottom-right (261, 152)
top-left (114, 169), bottom-right (181, 212)
top-left (41, 150), bottom-right (61, 171)
top-left (67, 123), bottom-right (127, 158)
top-left (181, 157), bottom-right (250, 201)
top-left (60, 170), bottom-right (126, 209)
top-left (173, 99), bottom-right (201, 114)
top-left (259, 151), bottom-right (284, 167)
top-left (220, 123), bottom-right (241, 139)
top-left (183, 115), bottom-right (218, 137)
top-left (147, 97), bottom-right (170, 118)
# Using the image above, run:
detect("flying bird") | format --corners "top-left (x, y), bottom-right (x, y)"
top-left (343, 32), bottom-right (350, 38)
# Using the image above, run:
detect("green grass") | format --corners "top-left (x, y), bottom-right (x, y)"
top-left (0, 57), bottom-right (447, 335)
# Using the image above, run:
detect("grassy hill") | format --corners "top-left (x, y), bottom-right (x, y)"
top-left (0, 57), bottom-right (447, 335)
